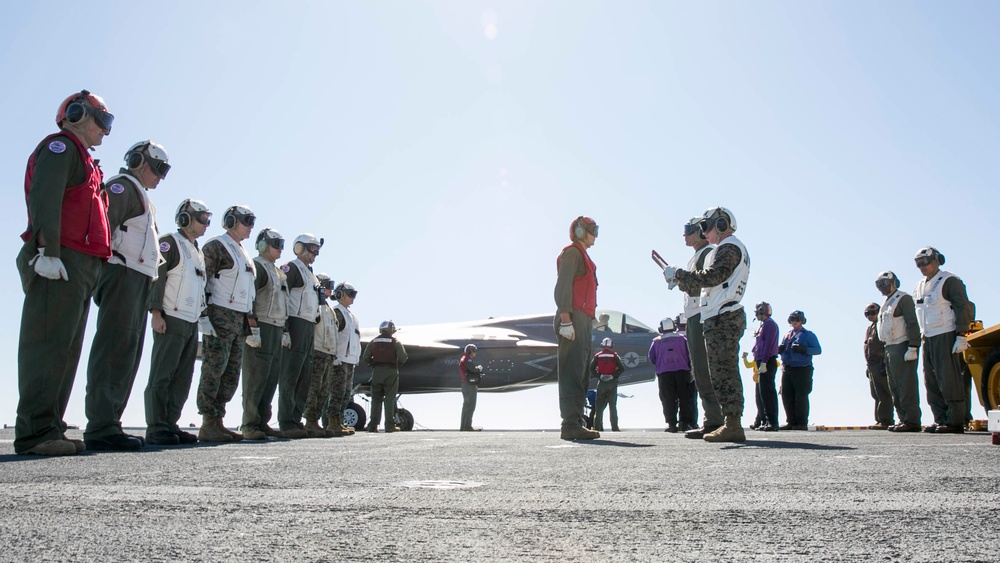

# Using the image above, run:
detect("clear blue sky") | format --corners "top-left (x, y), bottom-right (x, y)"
top-left (2, 2), bottom-right (998, 431)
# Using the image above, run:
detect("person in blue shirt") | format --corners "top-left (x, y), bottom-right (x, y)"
top-left (778, 310), bottom-right (822, 430)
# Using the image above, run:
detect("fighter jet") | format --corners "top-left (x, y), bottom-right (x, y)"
top-left (344, 309), bottom-right (659, 430)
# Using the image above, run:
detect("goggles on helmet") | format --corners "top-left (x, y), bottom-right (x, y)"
top-left (915, 258), bottom-right (932, 268)
top-left (683, 223), bottom-right (701, 236)
top-left (195, 212), bottom-right (212, 226)
top-left (229, 206), bottom-right (256, 228)
top-left (864, 307), bottom-right (879, 317)
top-left (788, 314), bottom-right (804, 323)
top-left (89, 106), bottom-right (115, 132)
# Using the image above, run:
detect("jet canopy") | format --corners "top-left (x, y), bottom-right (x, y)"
top-left (592, 310), bottom-right (654, 334)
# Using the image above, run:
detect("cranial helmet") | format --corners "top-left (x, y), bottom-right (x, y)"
top-left (659, 317), bottom-right (675, 333)
top-left (600, 337), bottom-right (614, 348)
top-left (316, 273), bottom-right (334, 289)
top-left (914, 246), bottom-right (945, 266)
top-left (788, 310), bottom-right (807, 324)
top-left (464, 343), bottom-right (477, 355)
top-left (293, 234), bottom-right (324, 256)
top-left (223, 205), bottom-right (255, 230)
top-left (379, 320), bottom-right (397, 334)
top-left (683, 217), bottom-right (705, 239)
top-left (175, 199), bottom-right (211, 228)
top-left (255, 228), bottom-right (285, 253)
top-left (755, 301), bottom-right (772, 318)
top-left (875, 271), bottom-right (899, 292)
top-left (569, 216), bottom-right (598, 241)
top-left (700, 206), bottom-right (737, 234)
top-left (333, 282), bottom-right (357, 300)
top-left (125, 141), bottom-right (170, 178)
top-left (864, 302), bottom-right (880, 318)
top-left (56, 89), bottom-right (113, 131)
top-left (674, 313), bottom-right (687, 328)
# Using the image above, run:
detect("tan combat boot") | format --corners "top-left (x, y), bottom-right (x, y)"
top-left (217, 417), bottom-right (243, 441)
top-left (341, 419), bottom-right (356, 435)
top-left (703, 416), bottom-right (746, 443)
top-left (560, 426), bottom-right (600, 441)
top-left (304, 419), bottom-right (326, 438)
top-left (327, 416), bottom-right (347, 437)
top-left (198, 415), bottom-right (233, 443)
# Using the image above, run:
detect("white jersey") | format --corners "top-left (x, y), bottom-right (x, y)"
top-left (699, 235), bottom-right (750, 320)
top-left (106, 174), bottom-right (162, 279)
top-left (161, 232), bottom-right (206, 323)
top-left (206, 234), bottom-right (256, 313)
top-left (877, 290), bottom-right (911, 346)
top-left (286, 258), bottom-right (320, 322)
top-left (334, 302), bottom-right (361, 365)
top-left (683, 244), bottom-right (715, 319)
top-left (914, 271), bottom-right (956, 338)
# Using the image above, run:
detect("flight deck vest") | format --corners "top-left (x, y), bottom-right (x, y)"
top-left (161, 232), bottom-right (206, 323)
top-left (369, 335), bottom-right (399, 367)
top-left (699, 235), bottom-right (750, 320)
top-left (557, 242), bottom-right (597, 318)
top-left (683, 244), bottom-right (715, 319)
top-left (286, 258), bottom-right (320, 322)
top-left (914, 271), bottom-right (956, 338)
top-left (206, 235), bottom-right (256, 313)
top-left (334, 303), bottom-right (362, 365)
top-left (252, 256), bottom-right (288, 327)
top-left (877, 290), bottom-right (910, 346)
top-left (313, 302), bottom-right (337, 355)
top-left (106, 173), bottom-right (162, 279)
top-left (22, 131), bottom-right (111, 259)
top-left (594, 349), bottom-right (618, 381)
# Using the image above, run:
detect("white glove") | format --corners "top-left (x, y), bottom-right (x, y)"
top-left (29, 247), bottom-right (69, 281)
top-left (558, 322), bottom-right (575, 341)
top-left (245, 326), bottom-right (261, 348)
top-left (667, 278), bottom-right (679, 290)
top-left (333, 359), bottom-right (342, 366)
top-left (759, 363), bottom-right (768, 375)
top-left (952, 335), bottom-right (969, 354)
top-left (281, 332), bottom-right (292, 348)
top-left (198, 317), bottom-right (217, 338)
top-left (904, 346), bottom-right (918, 362)
top-left (476, 365), bottom-right (483, 371)
top-left (662, 265), bottom-right (678, 284)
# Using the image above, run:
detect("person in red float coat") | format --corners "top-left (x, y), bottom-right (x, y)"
top-left (553, 216), bottom-right (600, 441)
top-left (15, 90), bottom-right (114, 456)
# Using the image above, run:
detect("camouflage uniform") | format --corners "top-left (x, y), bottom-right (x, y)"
top-left (196, 240), bottom-right (249, 418)
top-left (676, 243), bottom-right (748, 418)
top-left (303, 351), bottom-right (337, 422)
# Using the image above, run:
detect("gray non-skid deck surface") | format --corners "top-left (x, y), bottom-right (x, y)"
top-left (0, 428), bottom-right (997, 562)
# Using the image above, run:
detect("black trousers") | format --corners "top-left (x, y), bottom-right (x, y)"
top-left (781, 365), bottom-right (813, 426)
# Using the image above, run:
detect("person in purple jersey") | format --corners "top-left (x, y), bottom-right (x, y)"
top-left (750, 302), bottom-right (780, 432)
top-left (648, 317), bottom-right (695, 432)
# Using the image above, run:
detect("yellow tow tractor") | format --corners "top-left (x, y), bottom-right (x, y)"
top-left (961, 321), bottom-right (1000, 412)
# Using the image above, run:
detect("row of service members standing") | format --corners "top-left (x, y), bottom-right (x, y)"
top-left (863, 249), bottom-right (974, 433)
top-left (13, 90), bottom-right (377, 456)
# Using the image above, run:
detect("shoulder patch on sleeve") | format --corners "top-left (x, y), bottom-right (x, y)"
top-left (48, 141), bottom-right (66, 154)
top-left (159, 241), bottom-right (172, 253)
top-left (109, 183), bottom-right (125, 195)
top-left (281, 265), bottom-right (290, 273)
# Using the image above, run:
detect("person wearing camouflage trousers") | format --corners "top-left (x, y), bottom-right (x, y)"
top-left (196, 205), bottom-right (257, 443)
top-left (663, 207), bottom-right (750, 443)
top-left (303, 274), bottom-right (337, 437)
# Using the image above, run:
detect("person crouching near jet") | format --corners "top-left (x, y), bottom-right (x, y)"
top-left (362, 321), bottom-right (408, 432)
top-left (303, 274), bottom-right (338, 437)
top-left (589, 338), bottom-right (626, 432)
top-left (143, 199), bottom-right (210, 445)
top-left (277, 234), bottom-right (323, 439)
top-left (196, 205), bottom-right (258, 443)
top-left (459, 344), bottom-right (484, 431)
top-left (329, 282), bottom-right (361, 436)
top-left (240, 228), bottom-right (289, 440)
